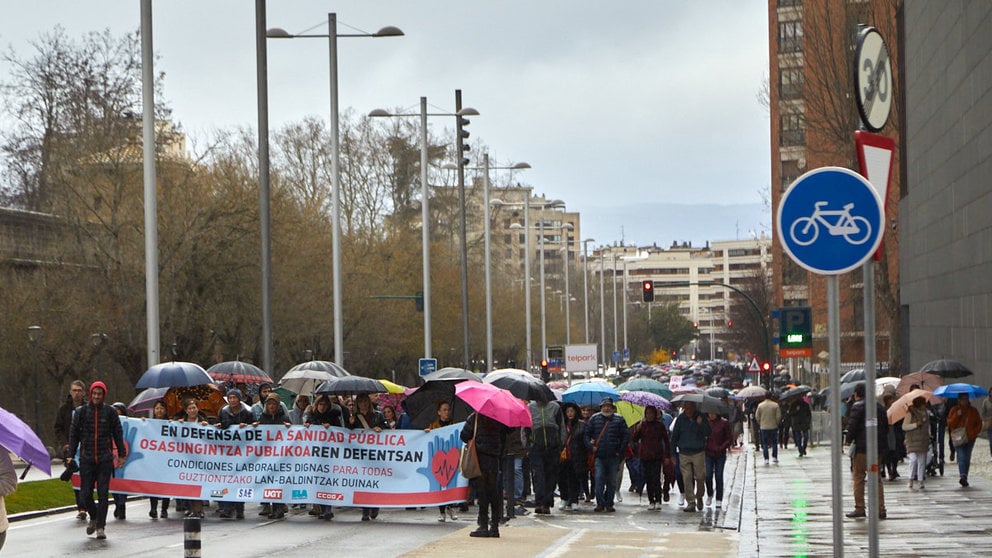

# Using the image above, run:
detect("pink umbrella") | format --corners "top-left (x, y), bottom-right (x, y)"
top-left (454, 382), bottom-right (532, 427)
top-left (886, 389), bottom-right (934, 424)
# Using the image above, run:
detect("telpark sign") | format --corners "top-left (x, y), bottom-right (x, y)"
top-left (565, 344), bottom-right (598, 372)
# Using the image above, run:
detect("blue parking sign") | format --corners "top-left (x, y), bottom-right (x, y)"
top-left (777, 167), bottom-right (884, 275)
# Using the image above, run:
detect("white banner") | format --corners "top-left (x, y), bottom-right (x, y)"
top-left (77, 418), bottom-right (470, 508)
top-left (564, 344), bottom-right (598, 372)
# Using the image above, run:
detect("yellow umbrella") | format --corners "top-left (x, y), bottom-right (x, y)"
top-left (377, 378), bottom-right (408, 394)
top-left (615, 400), bottom-right (645, 427)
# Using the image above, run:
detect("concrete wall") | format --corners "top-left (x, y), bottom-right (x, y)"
top-left (900, 0), bottom-right (992, 388)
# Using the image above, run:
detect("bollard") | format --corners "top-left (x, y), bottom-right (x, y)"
top-left (183, 517), bottom-right (201, 557)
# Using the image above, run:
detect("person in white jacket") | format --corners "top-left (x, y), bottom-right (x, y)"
top-left (0, 450), bottom-right (18, 551)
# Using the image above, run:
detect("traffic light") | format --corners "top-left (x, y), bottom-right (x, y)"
top-left (762, 361), bottom-right (771, 372)
top-left (540, 359), bottom-right (549, 382)
top-left (456, 115), bottom-right (471, 167)
top-left (641, 280), bottom-right (654, 302)
top-left (778, 306), bottom-right (813, 357)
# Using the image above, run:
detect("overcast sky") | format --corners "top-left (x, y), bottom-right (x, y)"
top-left (2, 0), bottom-right (771, 248)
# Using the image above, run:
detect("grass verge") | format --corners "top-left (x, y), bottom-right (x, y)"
top-left (5, 478), bottom-right (76, 515)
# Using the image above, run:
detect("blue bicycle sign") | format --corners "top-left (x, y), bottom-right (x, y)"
top-left (777, 167), bottom-right (884, 275)
top-left (789, 201), bottom-right (872, 246)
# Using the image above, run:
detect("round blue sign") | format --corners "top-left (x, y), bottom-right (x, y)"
top-left (777, 167), bottom-right (884, 275)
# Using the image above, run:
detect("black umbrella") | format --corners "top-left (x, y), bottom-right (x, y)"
top-left (314, 376), bottom-right (386, 396)
top-left (135, 361), bottom-right (213, 389)
top-left (403, 380), bottom-right (476, 429)
top-left (705, 387), bottom-right (730, 399)
top-left (421, 367), bottom-right (482, 382)
top-left (286, 360), bottom-right (350, 378)
top-left (483, 369), bottom-right (555, 402)
top-left (779, 385), bottom-right (812, 401)
top-left (839, 380), bottom-right (865, 402)
top-left (670, 393), bottom-right (733, 416)
top-left (840, 369), bottom-right (865, 384)
top-left (919, 359), bottom-right (973, 378)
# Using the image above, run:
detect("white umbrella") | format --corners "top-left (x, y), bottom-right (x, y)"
top-left (876, 376), bottom-right (900, 397)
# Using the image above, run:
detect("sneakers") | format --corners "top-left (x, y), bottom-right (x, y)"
top-left (96, 528), bottom-right (106, 540)
top-left (715, 500), bottom-right (722, 509)
top-left (438, 511), bottom-right (446, 523)
top-left (77, 511), bottom-right (88, 521)
top-left (773, 458), bottom-right (779, 464)
top-left (705, 496), bottom-right (713, 507)
top-left (447, 507), bottom-right (459, 520)
top-left (648, 503), bottom-right (657, 511)
top-left (678, 495), bottom-right (686, 507)
top-left (908, 480), bottom-right (915, 490)
top-left (86, 520), bottom-right (97, 535)
top-left (763, 459), bottom-right (770, 466)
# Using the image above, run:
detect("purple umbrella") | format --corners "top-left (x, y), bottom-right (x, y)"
top-left (0, 405), bottom-right (51, 476)
top-left (620, 390), bottom-right (673, 414)
top-left (128, 387), bottom-right (170, 413)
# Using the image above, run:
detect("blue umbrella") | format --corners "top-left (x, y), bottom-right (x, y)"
top-left (932, 383), bottom-right (989, 398)
top-left (561, 382), bottom-right (620, 406)
top-left (135, 361), bottom-right (212, 389)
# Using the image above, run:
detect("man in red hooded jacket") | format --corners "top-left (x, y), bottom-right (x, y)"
top-left (67, 381), bottom-right (126, 540)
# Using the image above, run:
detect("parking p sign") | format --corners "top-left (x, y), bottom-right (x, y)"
top-left (777, 167), bottom-right (884, 275)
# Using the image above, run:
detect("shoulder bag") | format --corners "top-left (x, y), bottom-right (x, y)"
top-left (588, 420), bottom-right (610, 471)
top-left (459, 414), bottom-right (482, 479)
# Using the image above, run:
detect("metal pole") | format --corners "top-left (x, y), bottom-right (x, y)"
top-left (622, 257), bottom-right (628, 362)
top-left (455, 89), bottom-right (470, 370)
top-left (483, 154), bottom-right (493, 372)
top-left (420, 97), bottom-right (432, 359)
top-left (828, 276), bottom-right (844, 556)
top-left (710, 309), bottom-right (715, 361)
top-left (582, 240), bottom-right (592, 344)
top-left (328, 13), bottom-right (345, 367)
top-left (599, 255), bottom-right (606, 374)
top-left (563, 242), bottom-right (571, 345)
top-left (864, 261), bottom-right (880, 555)
top-left (539, 215), bottom-right (547, 360)
top-left (611, 253), bottom-right (618, 366)
top-left (524, 189), bottom-right (532, 372)
top-left (140, 0), bottom-right (160, 368)
top-left (255, 0), bottom-right (273, 376)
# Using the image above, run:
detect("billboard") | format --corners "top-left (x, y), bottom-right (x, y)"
top-left (564, 344), bottom-right (598, 373)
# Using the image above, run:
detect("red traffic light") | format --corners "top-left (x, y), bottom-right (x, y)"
top-left (540, 359), bottom-right (549, 367)
top-left (641, 280), bottom-right (654, 302)
top-left (761, 361), bottom-right (771, 372)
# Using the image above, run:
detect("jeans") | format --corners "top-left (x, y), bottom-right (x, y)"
top-left (705, 453), bottom-right (726, 501)
top-left (794, 428), bottom-right (809, 455)
top-left (760, 429), bottom-right (779, 460)
top-left (955, 439), bottom-right (975, 480)
top-left (626, 457), bottom-right (644, 492)
top-left (593, 454), bottom-right (620, 508)
top-left (503, 455), bottom-right (522, 516)
top-left (79, 459), bottom-right (114, 528)
top-left (907, 450), bottom-right (927, 482)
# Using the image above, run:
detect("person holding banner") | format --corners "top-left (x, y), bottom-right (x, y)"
top-left (256, 394), bottom-right (291, 519)
top-left (348, 394), bottom-right (386, 521)
top-left (216, 389), bottom-right (254, 520)
top-left (461, 411), bottom-right (509, 538)
top-left (146, 401), bottom-right (171, 519)
top-left (305, 395), bottom-right (348, 521)
top-left (426, 401), bottom-right (460, 522)
top-left (176, 399), bottom-right (209, 519)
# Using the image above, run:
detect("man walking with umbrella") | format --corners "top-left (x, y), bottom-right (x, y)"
top-left (67, 381), bottom-right (126, 540)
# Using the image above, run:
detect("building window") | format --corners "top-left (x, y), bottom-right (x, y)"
top-left (780, 67), bottom-right (804, 99)
top-left (780, 113), bottom-right (805, 147)
top-left (779, 21), bottom-right (803, 54)
top-left (778, 0), bottom-right (802, 6)
top-left (782, 258), bottom-right (806, 286)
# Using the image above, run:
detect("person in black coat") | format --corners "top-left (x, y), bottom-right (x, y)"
top-left (460, 412), bottom-right (509, 538)
top-left (557, 402), bottom-right (588, 510)
top-left (844, 383), bottom-right (887, 519)
top-left (348, 394), bottom-right (386, 521)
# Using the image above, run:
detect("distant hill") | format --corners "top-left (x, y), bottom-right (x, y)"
top-left (581, 202), bottom-right (769, 248)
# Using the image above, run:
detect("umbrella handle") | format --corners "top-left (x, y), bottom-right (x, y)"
top-left (20, 463), bottom-right (31, 480)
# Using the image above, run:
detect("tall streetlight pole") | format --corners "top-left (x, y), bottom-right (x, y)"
top-left (27, 325), bottom-right (42, 432)
top-left (611, 253), bottom-right (619, 367)
top-left (599, 254), bottom-right (606, 374)
top-left (582, 239), bottom-right (595, 344)
top-left (140, 0), bottom-right (159, 368)
top-left (268, 14), bottom-right (403, 368)
top-left (622, 256), bottom-right (628, 363)
top-left (369, 100), bottom-right (480, 361)
top-left (254, 0), bottom-right (274, 375)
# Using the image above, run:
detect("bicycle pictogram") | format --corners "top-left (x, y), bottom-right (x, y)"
top-left (788, 201), bottom-right (872, 246)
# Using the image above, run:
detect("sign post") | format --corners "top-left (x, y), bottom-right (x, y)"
top-left (777, 165), bottom-right (885, 558)
top-left (418, 358), bottom-right (438, 378)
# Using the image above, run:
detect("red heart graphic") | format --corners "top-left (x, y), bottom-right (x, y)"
top-left (431, 448), bottom-right (459, 487)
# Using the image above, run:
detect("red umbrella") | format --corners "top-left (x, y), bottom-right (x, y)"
top-left (454, 382), bottom-right (532, 427)
top-left (206, 360), bottom-right (273, 385)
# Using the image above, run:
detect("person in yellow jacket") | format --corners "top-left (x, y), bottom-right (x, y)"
top-left (755, 394), bottom-right (782, 465)
top-left (946, 393), bottom-right (983, 487)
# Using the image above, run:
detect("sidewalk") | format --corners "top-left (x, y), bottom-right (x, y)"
top-left (738, 440), bottom-right (992, 557)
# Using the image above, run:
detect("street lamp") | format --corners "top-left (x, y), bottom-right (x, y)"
top-left (27, 325), bottom-right (42, 432)
top-left (599, 253), bottom-right (607, 373)
top-left (368, 99), bottom-right (480, 361)
top-left (582, 238), bottom-right (595, 344)
top-left (268, 13), bottom-right (403, 368)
